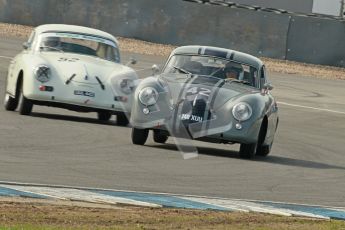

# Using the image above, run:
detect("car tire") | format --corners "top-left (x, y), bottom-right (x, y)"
top-left (256, 120), bottom-right (271, 157)
top-left (239, 143), bottom-right (256, 159)
top-left (97, 112), bottom-right (112, 121)
top-left (256, 142), bottom-right (273, 157)
top-left (4, 93), bottom-right (18, 111)
top-left (18, 83), bottom-right (33, 115)
top-left (153, 131), bottom-right (168, 144)
top-left (132, 128), bottom-right (149, 145)
top-left (117, 113), bottom-right (129, 126)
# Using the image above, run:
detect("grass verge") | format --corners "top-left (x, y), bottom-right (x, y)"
top-left (0, 199), bottom-right (344, 230)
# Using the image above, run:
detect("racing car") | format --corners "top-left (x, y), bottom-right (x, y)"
top-left (130, 46), bottom-right (279, 158)
top-left (4, 24), bottom-right (138, 126)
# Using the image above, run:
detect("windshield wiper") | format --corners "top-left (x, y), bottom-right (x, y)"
top-left (173, 66), bottom-right (192, 75)
top-left (225, 79), bottom-right (251, 85)
top-left (40, 46), bottom-right (64, 53)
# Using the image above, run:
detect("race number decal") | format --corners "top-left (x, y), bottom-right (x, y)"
top-left (186, 87), bottom-right (211, 97)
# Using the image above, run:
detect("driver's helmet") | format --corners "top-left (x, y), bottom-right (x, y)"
top-left (224, 62), bottom-right (243, 80)
top-left (43, 36), bottom-right (61, 47)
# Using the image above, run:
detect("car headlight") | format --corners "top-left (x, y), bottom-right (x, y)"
top-left (232, 102), bottom-right (252, 121)
top-left (34, 65), bottom-right (51, 83)
top-left (138, 87), bottom-right (159, 106)
top-left (119, 79), bottom-right (135, 94)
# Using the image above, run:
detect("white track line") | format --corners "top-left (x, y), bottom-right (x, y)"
top-left (278, 101), bottom-right (345, 115)
top-left (0, 55), bottom-right (13, 60)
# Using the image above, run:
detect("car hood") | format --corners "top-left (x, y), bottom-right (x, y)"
top-left (159, 73), bottom-right (259, 109)
top-left (38, 52), bottom-right (134, 84)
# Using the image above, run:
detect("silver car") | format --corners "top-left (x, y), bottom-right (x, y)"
top-left (130, 46), bottom-right (279, 159)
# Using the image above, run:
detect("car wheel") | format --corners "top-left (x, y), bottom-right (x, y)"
top-left (132, 128), bottom-right (149, 145)
top-left (4, 93), bottom-right (18, 111)
top-left (117, 113), bottom-right (129, 126)
top-left (97, 112), bottom-right (112, 121)
top-left (239, 143), bottom-right (256, 159)
top-left (153, 131), bottom-right (168, 144)
top-left (256, 141), bottom-right (273, 157)
top-left (256, 119), bottom-right (271, 157)
top-left (18, 83), bottom-right (33, 115)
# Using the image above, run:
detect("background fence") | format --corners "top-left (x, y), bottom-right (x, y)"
top-left (213, 0), bottom-right (314, 15)
top-left (0, 0), bottom-right (344, 67)
top-left (204, 0), bottom-right (344, 17)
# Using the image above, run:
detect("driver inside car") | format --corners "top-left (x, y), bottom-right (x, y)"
top-left (42, 37), bottom-right (63, 50)
top-left (224, 62), bottom-right (243, 80)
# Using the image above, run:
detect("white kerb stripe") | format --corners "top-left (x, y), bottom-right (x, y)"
top-left (2, 185), bottom-right (161, 208)
top-left (180, 197), bottom-right (329, 219)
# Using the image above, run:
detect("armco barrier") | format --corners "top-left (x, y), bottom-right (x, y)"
top-left (286, 15), bottom-right (345, 67)
top-left (0, 0), bottom-right (290, 59)
top-left (213, 0), bottom-right (314, 15)
top-left (0, 0), bottom-right (344, 67)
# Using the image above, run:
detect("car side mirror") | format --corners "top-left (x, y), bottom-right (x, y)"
top-left (152, 64), bottom-right (160, 75)
top-left (23, 42), bottom-right (29, 50)
top-left (126, 57), bottom-right (137, 66)
top-left (263, 82), bottom-right (274, 91)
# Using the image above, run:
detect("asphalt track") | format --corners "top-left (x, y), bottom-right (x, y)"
top-left (0, 37), bottom-right (345, 207)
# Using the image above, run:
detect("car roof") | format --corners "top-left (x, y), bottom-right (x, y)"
top-left (170, 46), bottom-right (264, 69)
top-left (34, 24), bottom-right (118, 44)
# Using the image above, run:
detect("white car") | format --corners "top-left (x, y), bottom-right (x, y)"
top-left (4, 24), bottom-right (139, 126)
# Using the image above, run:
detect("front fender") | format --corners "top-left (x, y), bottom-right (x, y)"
top-left (130, 77), bottom-right (171, 127)
top-left (188, 96), bottom-right (265, 143)
top-left (191, 93), bottom-right (272, 143)
top-left (12, 53), bottom-right (51, 97)
top-left (108, 69), bottom-right (139, 112)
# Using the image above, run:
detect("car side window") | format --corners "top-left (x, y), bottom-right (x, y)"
top-left (259, 66), bottom-right (267, 88)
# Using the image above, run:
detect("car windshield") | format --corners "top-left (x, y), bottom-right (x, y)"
top-left (38, 32), bottom-right (120, 63)
top-left (163, 54), bottom-right (258, 87)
